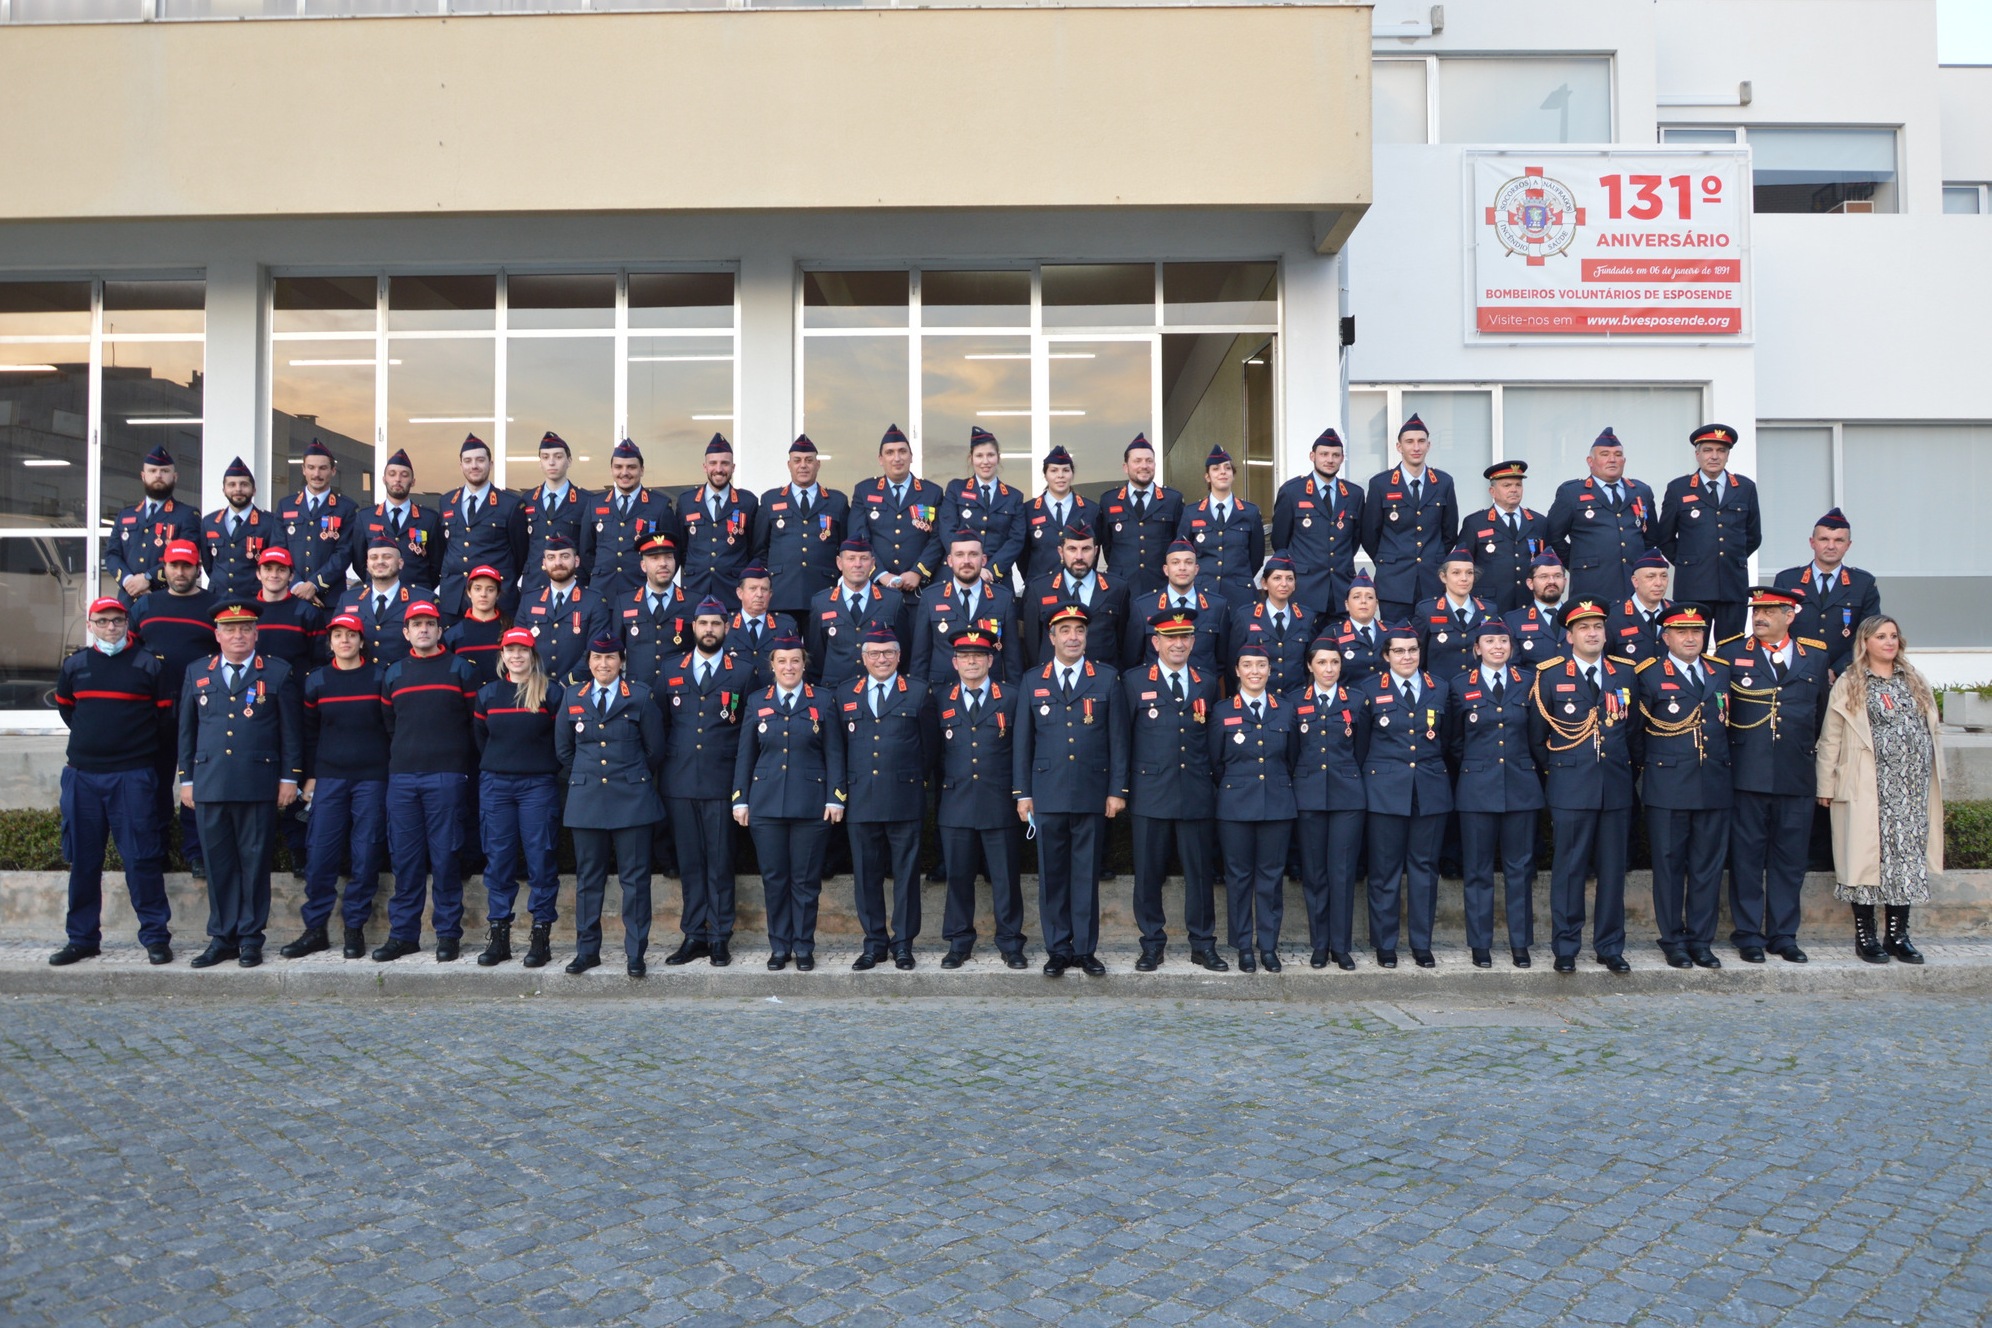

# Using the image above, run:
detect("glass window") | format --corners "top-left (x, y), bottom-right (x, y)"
top-left (924, 336), bottom-right (1032, 468)
top-left (629, 272), bottom-right (734, 330)
top-left (1401, 390), bottom-right (1493, 482)
top-left (387, 337), bottom-right (496, 504)
top-left (1162, 263), bottom-right (1276, 327)
top-left (802, 271), bottom-right (909, 330)
top-left (161, 1), bottom-right (299, 16)
top-left (1439, 57), bottom-right (1613, 144)
top-left (1347, 389), bottom-right (1390, 485)
top-left (273, 275), bottom-right (377, 335)
top-left (920, 270), bottom-right (1030, 328)
top-left (0, 283), bottom-right (91, 338)
top-left (1756, 426), bottom-right (1834, 564)
top-left (0, 347), bottom-right (90, 527)
top-left (0, 536), bottom-right (91, 711)
top-left (12, 0), bottom-right (147, 18)
top-left (102, 340), bottom-right (205, 524)
top-left (103, 280), bottom-right (205, 337)
top-left (506, 337), bottom-right (614, 486)
top-left (1660, 127), bottom-right (1739, 145)
top-left (1047, 340), bottom-right (1153, 505)
top-left (1372, 59), bottom-right (1429, 145)
top-left (273, 341), bottom-right (377, 497)
top-left (1748, 127), bottom-right (1898, 214)
top-left (628, 335), bottom-right (734, 497)
top-left (1162, 333), bottom-right (1276, 509)
top-left (1500, 385), bottom-right (1703, 490)
top-left (801, 336), bottom-right (910, 494)
top-left (1042, 264), bottom-right (1155, 329)
top-left (388, 274), bottom-right (497, 332)
top-left (505, 273), bottom-right (614, 331)
top-left (1840, 422), bottom-right (1992, 646)
top-left (301, 0), bottom-right (440, 14)
top-left (1944, 185), bottom-right (1984, 214)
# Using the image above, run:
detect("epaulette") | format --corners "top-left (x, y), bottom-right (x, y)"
top-left (1607, 656), bottom-right (1634, 667)
top-left (1633, 657), bottom-right (1656, 673)
top-left (1717, 631), bottom-right (1750, 647)
top-left (1702, 652), bottom-right (1725, 664)
top-left (1799, 637), bottom-right (1826, 649)
top-left (1535, 657), bottom-right (1564, 671)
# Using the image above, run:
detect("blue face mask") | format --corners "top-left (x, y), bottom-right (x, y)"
top-left (92, 634), bottom-right (128, 657)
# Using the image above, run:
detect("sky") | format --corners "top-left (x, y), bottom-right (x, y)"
top-left (1940, 0), bottom-right (1992, 61)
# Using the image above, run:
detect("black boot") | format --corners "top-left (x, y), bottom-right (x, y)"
top-left (1852, 904), bottom-right (1888, 964)
top-left (477, 919), bottom-right (513, 967)
top-left (1884, 905), bottom-right (1925, 964)
top-left (520, 922), bottom-right (553, 970)
top-left (278, 927), bottom-right (329, 959)
top-left (342, 927), bottom-right (366, 959)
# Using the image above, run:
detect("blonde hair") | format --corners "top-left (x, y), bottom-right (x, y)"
top-left (1833, 614), bottom-right (1935, 720)
top-left (504, 643), bottom-right (550, 714)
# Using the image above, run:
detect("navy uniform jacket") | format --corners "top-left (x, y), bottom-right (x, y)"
top-left (438, 486), bottom-right (529, 617)
top-left (1604, 596), bottom-right (1671, 667)
top-left (932, 680), bottom-right (1019, 831)
top-left (248, 595), bottom-right (326, 673)
top-left (1721, 634), bottom-right (1829, 797)
top-left (1414, 595), bottom-right (1497, 680)
top-left (1774, 563), bottom-right (1881, 675)
top-left (806, 584), bottom-right (908, 688)
top-left (105, 496), bottom-right (199, 595)
top-left (518, 483), bottom-right (594, 590)
top-left (581, 486), bottom-right (682, 603)
top-left (937, 477), bottom-right (1027, 583)
top-left (617, 584), bottom-right (694, 692)
top-left (130, 589), bottom-right (219, 701)
top-left (722, 611), bottom-right (798, 690)
top-left (272, 490), bottom-right (360, 603)
top-left (199, 507), bottom-right (276, 601)
top-left (1286, 682), bottom-right (1370, 813)
top-left (352, 502), bottom-right (443, 591)
top-left (1019, 571), bottom-right (1132, 671)
top-left (732, 684), bottom-right (847, 819)
top-left (851, 476), bottom-right (946, 586)
top-left (1178, 495), bottom-right (1265, 604)
top-left (1528, 655), bottom-right (1641, 811)
top-left (1013, 659), bottom-right (1128, 812)
top-left (1020, 492), bottom-right (1096, 584)
top-left (839, 674), bottom-right (934, 823)
top-left (1634, 653), bottom-right (1734, 810)
top-left (656, 650), bottom-right (757, 802)
top-left (1230, 600), bottom-right (1322, 695)
top-left (1546, 476), bottom-right (1657, 602)
top-left (1209, 692), bottom-right (1299, 822)
top-left (1324, 615), bottom-right (1396, 690)
top-left (1655, 472), bottom-right (1761, 604)
top-left (177, 653), bottom-right (304, 802)
top-left (1462, 505), bottom-right (1551, 614)
top-left (1126, 586), bottom-right (1232, 674)
top-left (1097, 483), bottom-right (1186, 599)
top-left (556, 678), bottom-right (666, 830)
top-left (911, 579), bottom-right (1022, 686)
top-left (336, 582), bottom-right (415, 668)
top-left (1271, 472), bottom-right (1363, 613)
top-left (1360, 672), bottom-right (1455, 814)
top-left (677, 484), bottom-right (759, 606)
top-left (1446, 665), bottom-right (1544, 813)
top-left (517, 583), bottom-right (612, 685)
top-left (1359, 466), bottom-right (1460, 606)
top-left (1502, 603), bottom-right (1566, 670)
top-left (753, 484), bottom-right (849, 614)
top-left (1115, 663), bottom-right (1219, 820)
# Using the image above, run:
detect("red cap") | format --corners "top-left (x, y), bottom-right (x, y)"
top-left (87, 597), bottom-right (128, 617)
top-left (257, 545), bottom-right (294, 567)
top-left (162, 539), bottom-right (200, 565)
top-left (500, 627), bottom-right (537, 649)
top-left (467, 564), bottom-right (505, 584)
top-left (327, 612), bottom-right (364, 634)
top-left (405, 601), bottom-right (441, 621)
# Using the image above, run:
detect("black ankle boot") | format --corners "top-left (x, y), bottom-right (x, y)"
top-left (1884, 905), bottom-right (1925, 964)
top-left (477, 919), bottom-right (513, 967)
top-left (1852, 904), bottom-right (1888, 964)
top-left (520, 922), bottom-right (553, 969)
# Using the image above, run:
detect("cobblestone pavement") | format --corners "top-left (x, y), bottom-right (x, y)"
top-left (2, 992), bottom-right (1988, 1327)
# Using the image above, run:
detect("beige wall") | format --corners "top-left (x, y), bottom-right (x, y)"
top-left (0, 7), bottom-right (1370, 221)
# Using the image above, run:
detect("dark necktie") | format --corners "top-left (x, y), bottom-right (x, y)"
top-left (1506, 512), bottom-right (1519, 536)
top-left (596, 687), bottom-right (610, 717)
top-left (1409, 478), bottom-right (1422, 504)
top-left (390, 508), bottom-right (405, 538)
top-left (782, 691), bottom-right (795, 715)
top-left (1170, 672), bottom-right (1185, 704)
top-left (873, 682), bottom-right (887, 716)
top-left (229, 513), bottom-right (242, 537)
top-left (1249, 699), bottom-right (1262, 723)
top-left (1176, 595), bottom-right (1191, 610)
top-left (552, 593), bottom-right (567, 617)
top-left (797, 489), bottom-right (812, 520)
top-left (1053, 502), bottom-right (1066, 528)
top-left (1493, 674), bottom-right (1506, 704)
top-left (1454, 606), bottom-right (1468, 627)
top-left (1584, 666), bottom-right (1600, 701)
top-left (1215, 502), bottom-right (1227, 526)
top-left (1061, 667), bottom-right (1075, 701)
top-left (710, 493), bottom-right (722, 523)
top-left (619, 493), bottom-right (633, 520)
top-left (226, 663), bottom-right (243, 693)
top-left (1772, 651), bottom-right (1788, 682)
top-left (892, 483), bottom-right (905, 509)
top-left (144, 501), bottom-right (158, 521)
top-left (1609, 484), bottom-right (1623, 512)
top-left (751, 619), bottom-right (763, 647)
top-left (967, 690), bottom-right (983, 725)
top-left (698, 661), bottom-right (712, 689)
top-left (464, 494), bottom-right (479, 523)
top-left (1133, 490), bottom-right (1147, 519)
top-left (1362, 626), bottom-right (1374, 650)
top-left (1400, 682), bottom-right (1414, 708)
top-left (374, 592), bottom-right (388, 619)
top-left (649, 594), bottom-right (662, 617)
top-left (847, 594), bottom-right (860, 620)
top-left (981, 484), bottom-right (993, 507)
top-left (1274, 612), bottom-right (1287, 642)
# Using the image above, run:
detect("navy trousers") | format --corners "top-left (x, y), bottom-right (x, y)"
top-left (1296, 808), bottom-right (1364, 956)
top-left (195, 800), bottom-right (275, 948)
top-left (1219, 818), bottom-right (1292, 953)
top-left (939, 824), bottom-right (1026, 954)
top-left (61, 766), bottom-right (170, 948)
top-left (1459, 809), bottom-right (1539, 950)
top-left (1366, 810), bottom-right (1444, 953)
top-left (385, 771), bottom-right (469, 944)
top-left (850, 818), bottom-right (922, 951)
top-left (1549, 807), bottom-right (1629, 960)
top-left (480, 772), bottom-right (562, 926)
top-left (301, 776), bottom-right (387, 931)
top-left (669, 797), bottom-right (737, 944)
top-left (1729, 789), bottom-right (1812, 949)
top-left (572, 824), bottom-right (652, 962)
top-left (154, 742), bottom-right (201, 866)
top-left (753, 817), bottom-right (829, 959)
top-left (1648, 805), bottom-right (1730, 948)
top-left (1035, 812), bottom-right (1105, 959)
top-left (1131, 813), bottom-right (1217, 951)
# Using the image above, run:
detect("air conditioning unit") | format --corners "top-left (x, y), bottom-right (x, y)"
top-left (1831, 200), bottom-right (1876, 214)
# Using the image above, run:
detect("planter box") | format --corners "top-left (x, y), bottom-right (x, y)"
top-left (1944, 691), bottom-right (1992, 731)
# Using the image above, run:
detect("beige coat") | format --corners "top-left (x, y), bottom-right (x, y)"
top-left (1814, 677), bottom-right (1943, 888)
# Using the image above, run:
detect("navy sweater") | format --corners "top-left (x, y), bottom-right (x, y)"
top-left (381, 650), bottom-right (481, 775)
top-left (473, 677), bottom-right (567, 776)
top-left (129, 588), bottom-right (217, 698)
top-left (55, 645), bottom-right (170, 772)
top-left (302, 661), bottom-right (391, 782)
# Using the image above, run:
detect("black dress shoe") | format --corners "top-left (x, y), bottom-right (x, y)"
top-left (1738, 945), bottom-right (1766, 964)
top-left (1661, 946), bottom-right (1693, 970)
top-left (1512, 948), bottom-right (1531, 969)
top-left (892, 948), bottom-right (915, 971)
top-left (279, 928), bottom-right (329, 959)
top-left (767, 952), bottom-right (790, 971)
top-left (664, 939), bottom-right (711, 966)
top-left (1471, 948), bottom-right (1492, 969)
top-left (1043, 955), bottom-right (1070, 977)
top-left (1260, 949), bottom-right (1282, 974)
top-left (1689, 946), bottom-right (1722, 969)
top-left (1133, 948), bottom-right (1160, 973)
top-left (1002, 951), bottom-right (1028, 970)
top-left (1773, 943), bottom-right (1809, 964)
top-left (1333, 951), bottom-right (1356, 972)
top-left (1412, 949), bottom-right (1436, 969)
top-left (238, 948), bottom-right (263, 969)
top-left (709, 942), bottom-right (732, 968)
top-left (940, 949), bottom-right (968, 970)
top-left (1237, 949), bottom-right (1257, 973)
top-left (1191, 949), bottom-right (1230, 973)
top-left (435, 937), bottom-right (460, 963)
top-left (627, 958), bottom-right (647, 978)
top-left (565, 953), bottom-right (601, 975)
top-left (1600, 954), bottom-right (1632, 974)
top-left (371, 937), bottom-right (419, 963)
top-left (1309, 948), bottom-right (1329, 970)
top-left (342, 927), bottom-right (366, 959)
top-left (1377, 949), bottom-right (1398, 969)
top-left (190, 941), bottom-right (239, 969)
top-left (47, 943), bottom-right (100, 967)
top-left (795, 955), bottom-right (815, 972)
top-left (1553, 954), bottom-right (1577, 973)
top-left (851, 951), bottom-right (879, 972)
top-left (146, 944), bottom-right (173, 966)
top-left (1078, 954), bottom-right (1107, 977)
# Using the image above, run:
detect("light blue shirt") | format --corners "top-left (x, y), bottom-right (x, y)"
top-left (1391, 671), bottom-right (1422, 704)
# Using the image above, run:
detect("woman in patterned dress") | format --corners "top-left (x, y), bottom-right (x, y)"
top-left (1815, 616), bottom-right (1943, 963)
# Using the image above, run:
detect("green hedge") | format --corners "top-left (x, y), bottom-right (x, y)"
top-left (1947, 801), bottom-right (1992, 871)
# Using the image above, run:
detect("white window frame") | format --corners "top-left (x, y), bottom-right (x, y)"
top-left (1943, 183), bottom-right (1992, 213)
top-left (1373, 53), bottom-right (1619, 147)
top-left (1660, 124), bottom-right (1905, 213)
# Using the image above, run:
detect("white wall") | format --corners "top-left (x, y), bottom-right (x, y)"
top-left (1939, 65), bottom-right (1992, 181)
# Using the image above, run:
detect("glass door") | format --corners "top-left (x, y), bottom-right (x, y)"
top-left (1041, 335), bottom-right (1158, 507)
